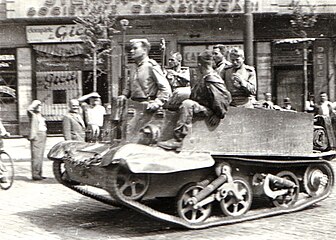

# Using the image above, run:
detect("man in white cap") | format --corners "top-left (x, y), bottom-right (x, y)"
top-left (120, 38), bottom-right (172, 111)
top-left (78, 92), bottom-right (106, 142)
top-left (63, 99), bottom-right (86, 141)
top-left (27, 100), bottom-right (47, 180)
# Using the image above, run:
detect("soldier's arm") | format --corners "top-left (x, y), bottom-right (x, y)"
top-left (152, 66), bottom-right (172, 105)
top-left (207, 81), bottom-right (232, 119)
top-left (239, 67), bottom-right (257, 95)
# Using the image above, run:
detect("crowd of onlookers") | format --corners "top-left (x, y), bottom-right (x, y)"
top-left (254, 91), bottom-right (335, 117)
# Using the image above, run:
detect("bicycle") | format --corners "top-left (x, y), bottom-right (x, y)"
top-left (0, 149), bottom-right (14, 190)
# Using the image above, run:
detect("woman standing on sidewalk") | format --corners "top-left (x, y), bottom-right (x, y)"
top-left (27, 100), bottom-right (47, 181)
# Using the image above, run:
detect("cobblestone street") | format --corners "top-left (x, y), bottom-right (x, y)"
top-left (0, 137), bottom-right (336, 240)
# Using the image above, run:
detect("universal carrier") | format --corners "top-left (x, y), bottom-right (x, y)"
top-left (48, 100), bottom-right (335, 229)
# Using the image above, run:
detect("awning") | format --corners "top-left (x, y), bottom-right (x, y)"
top-left (274, 38), bottom-right (316, 44)
top-left (33, 43), bottom-right (85, 57)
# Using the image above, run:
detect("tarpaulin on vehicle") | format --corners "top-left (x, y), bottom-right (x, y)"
top-left (112, 143), bottom-right (215, 174)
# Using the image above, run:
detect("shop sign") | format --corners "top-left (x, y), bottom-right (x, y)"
top-left (0, 52), bottom-right (16, 71)
top-left (272, 45), bottom-right (303, 66)
top-left (183, 44), bottom-right (243, 67)
top-left (313, 40), bottom-right (329, 94)
top-left (26, 25), bottom-right (84, 43)
top-left (7, 0), bottom-right (261, 18)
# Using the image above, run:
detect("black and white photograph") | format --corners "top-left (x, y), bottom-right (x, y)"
top-left (0, 0), bottom-right (335, 239)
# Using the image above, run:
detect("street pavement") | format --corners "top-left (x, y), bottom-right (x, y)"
top-left (0, 137), bottom-right (336, 240)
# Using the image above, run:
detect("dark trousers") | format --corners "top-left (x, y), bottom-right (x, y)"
top-left (174, 99), bottom-right (208, 141)
top-left (30, 131), bottom-right (47, 178)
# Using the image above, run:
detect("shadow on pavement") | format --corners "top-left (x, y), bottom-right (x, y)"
top-left (16, 198), bottom-right (182, 239)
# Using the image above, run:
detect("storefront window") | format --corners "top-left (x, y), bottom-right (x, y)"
top-left (0, 49), bottom-right (18, 134)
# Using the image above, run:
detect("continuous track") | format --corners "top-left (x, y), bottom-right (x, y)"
top-left (53, 158), bottom-right (335, 229)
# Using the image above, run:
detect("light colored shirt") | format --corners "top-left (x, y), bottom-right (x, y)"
top-left (37, 114), bottom-right (47, 132)
top-left (319, 101), bottom-right (333, 116)
top-left (86, 105), bottom-right (106, 127)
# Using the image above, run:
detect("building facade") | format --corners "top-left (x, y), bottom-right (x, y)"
top-left (0, 0), bottom-right (336, 135)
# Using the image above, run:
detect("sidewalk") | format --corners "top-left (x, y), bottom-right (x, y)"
top-left (3, 136), bottom-right (64, 162)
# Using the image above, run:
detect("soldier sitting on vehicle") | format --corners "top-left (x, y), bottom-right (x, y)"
top-left (165, 52), bottom-right (191, 108)
top-left (157, 50), bottom-right (232, 151)
top-left (212, 44), bottom-right (232, 80)
top-left (223, 48), bottom-right (256, 108)
top-left (119, 38), bottom-right (172, 112)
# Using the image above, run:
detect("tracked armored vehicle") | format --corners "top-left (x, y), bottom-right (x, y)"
top-left (48, 100), bottom-right (335, 229)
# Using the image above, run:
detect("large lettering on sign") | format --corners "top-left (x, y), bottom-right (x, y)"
top-left (26, 25), bottom-right (85, 43)
top-left (7, 0), bottom-right (260, 18)
top-left (313, 39), bottom-right (330, 95)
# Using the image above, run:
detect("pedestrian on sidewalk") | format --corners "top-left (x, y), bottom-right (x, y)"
top-left (78, 92), bottom-right (106, 142)
top-left (27, 100), bottom-right (47, 181)
top-left (63, 99), bottom-right (86, 141)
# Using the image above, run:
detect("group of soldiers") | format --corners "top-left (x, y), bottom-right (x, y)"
top-left (121, 38), bottom-right (256, 150)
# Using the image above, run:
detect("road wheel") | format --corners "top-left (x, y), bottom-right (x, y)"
top-left (110, 166), bottom-right (149, 201)
top-left (177, 183), bottom-right (212, 223)
top-left (303, 164), bottom-right (334, 197)
top-left (219, 176), bottom-right (252, 217)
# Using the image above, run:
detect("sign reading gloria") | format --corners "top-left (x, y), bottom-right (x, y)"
top-left (26, 25), bottom-right (84, 43)
top-left (7, 0), bottom-right (260, 18)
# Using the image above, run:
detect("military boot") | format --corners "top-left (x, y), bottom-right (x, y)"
top-left (157, 138), bottom-right (182, 151)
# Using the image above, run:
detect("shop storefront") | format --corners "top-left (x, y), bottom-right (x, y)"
top-left (26, 25), bottom-right (108, 133)
top-left (2, 0), bottom-right (336, 135)
top-left (0, 49), bottom-right (18, 134)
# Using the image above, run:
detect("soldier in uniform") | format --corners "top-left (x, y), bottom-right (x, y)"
top-left (212, 44), bottom-right (231, 80)
top-left (223, 48), bottom-right (256, 108)
top-left (120, 39), bottom-right (172, 111)
top-left (165, 52), bottom-right (191, 107)
top-left (158, 50), bottom-right (232, 151)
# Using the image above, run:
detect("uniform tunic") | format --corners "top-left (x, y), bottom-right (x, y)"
top-left (123, 57), bottom-right (172, 104)
top-left (174, 72), bottom-right (232, 140)
top-left (223, 64), bottom-right (256, 107)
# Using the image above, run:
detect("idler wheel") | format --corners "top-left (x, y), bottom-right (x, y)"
top-left (53, 160), bottom-right (79, 186)
top-left (313, 127), bottom-right (329, 151)
top-left (177, 183), bottom-right (212, 223)
top-left (219, 176), bottom-right (252, 217)
top-left (303, 164), bottom-right (333, 197)
top-left (110, 166), bottom-right (149, 201)
top-left (272, 171), bottom-right (299, 208)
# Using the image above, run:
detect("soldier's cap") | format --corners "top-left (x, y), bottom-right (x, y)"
top-left (169, 52), bottom-right (182, 62)
top-left (213, 44), bottom-right (227, 53)
top-left (198, 50), bottom-right (213, 64)
top-left (283, 97), bottom-right (291, 104)
top-left (31, 100), bottom-right (41, 107)
top-left (29, 100), bottom-right (42, 111)
top-left (229, 47), bottom-right (245, 58)
top-left (88, 92), bottom-right (101, 98)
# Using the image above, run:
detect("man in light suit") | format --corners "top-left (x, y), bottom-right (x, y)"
top-left (27, 100), bottom-right (47, 180)
top-left (63, 99), bottom-right (86, 141)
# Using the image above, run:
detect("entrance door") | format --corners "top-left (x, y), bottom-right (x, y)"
top-left (275, 65), bottom-right (313, 111)
top-left (275, 68), bottom-right (303, 111)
